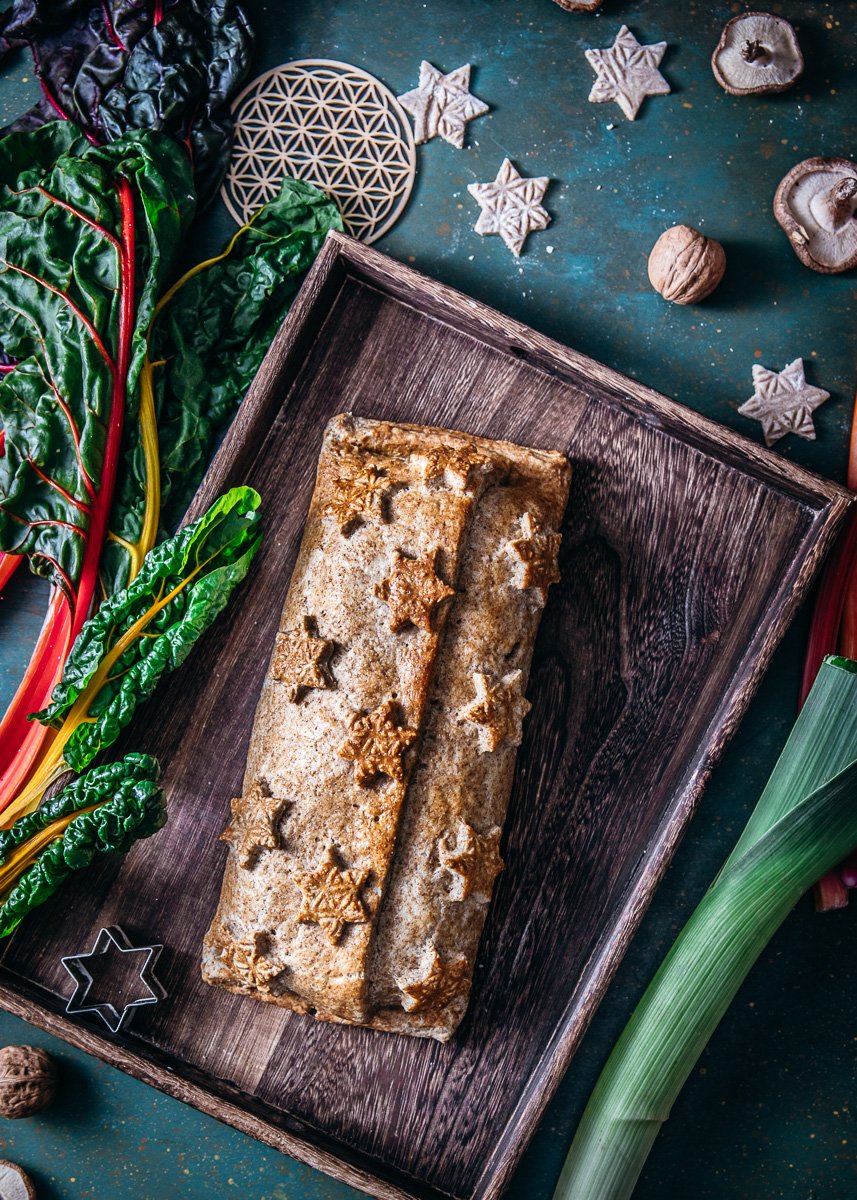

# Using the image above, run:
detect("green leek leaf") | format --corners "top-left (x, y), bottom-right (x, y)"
top-left (555, 655), bottom-right (857, 1200)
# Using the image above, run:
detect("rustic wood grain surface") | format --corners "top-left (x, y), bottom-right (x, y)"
top-left (0, 235), bottom-right (849, 1200)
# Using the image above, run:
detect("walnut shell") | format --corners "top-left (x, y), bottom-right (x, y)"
top-left (647, 225), bottom-right (726, 304)
top-left (552, 0), bottom-right (603, 9)
top-left (0, 1046), bottom-right (57, 1119)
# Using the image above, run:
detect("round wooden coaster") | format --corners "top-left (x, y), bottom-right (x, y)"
top-left (222, 59), bottom-right (416, 243)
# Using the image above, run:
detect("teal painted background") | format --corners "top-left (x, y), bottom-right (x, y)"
top-left (0, 1), bottom-right (856, 1197)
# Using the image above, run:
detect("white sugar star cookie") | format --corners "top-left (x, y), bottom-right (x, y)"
top-left (398, 61), bottom-right (488, 149)
top-left (467, 159), bottom-right (551, 257)
top-left (738, 358), bottom-right (830, 447)
top-left (585, 25), bottom-right (670, 121)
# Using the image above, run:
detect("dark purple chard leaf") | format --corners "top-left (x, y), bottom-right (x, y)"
top-left (0, 0), bottom-right (253, 206)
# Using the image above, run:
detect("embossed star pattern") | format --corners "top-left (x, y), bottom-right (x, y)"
top-left (339, 699), bottom-right (417, 784)
top-left (376, 550), bottom-right (455, 632)
top-left (293, 843), bottom-right (369, 943)
top-left (272, 616), bottom-right (334, 700)
top-left (507, 512), bottom-right (562, 604)
top-left (585, 25), bottom-right (670, 121)
top-left (468, 159), bottom-right (551, 257)
top-left (417, 445), bottom-right (493, 491)
top-left (221, 780), bottom-right (287, 868)
top-left (461, 671), bottom-right (531, 754)
top-left (398, 61), bottom-right (489, 148)
top-left (737, 358), bottom-right (830, 446)
top-left (219, 930), bottom-right (283, 988)
top-left (438, 822), bottom-right (504, 902)
top-left (397, 945), bottom-right (470, 1013)
top-left (324, 460), bottom-right (388, 534)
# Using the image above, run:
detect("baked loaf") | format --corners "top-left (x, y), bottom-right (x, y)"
top-left (201, 414), bottom-right (570, 1040)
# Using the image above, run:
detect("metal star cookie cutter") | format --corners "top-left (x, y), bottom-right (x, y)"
top-left (61, 925), bottom-right (166, 1033)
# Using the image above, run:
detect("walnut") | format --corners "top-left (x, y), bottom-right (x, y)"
top-left (0, 1045), bottom-right (57, 1118)
top-left (647, 225), bottom-right (726, 305)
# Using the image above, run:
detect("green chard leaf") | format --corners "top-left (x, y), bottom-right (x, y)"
top-left (34, 486), bottom-right (261, 772)
top-left (138, 176), bottom-right (341, 539)
top-left (0, 753), bottom-right (165, 939)
top-left (0, 122), bottom-right (195, 598)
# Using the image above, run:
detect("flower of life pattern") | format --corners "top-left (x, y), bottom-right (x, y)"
top-left (222, 60), bottom-right (417, 243)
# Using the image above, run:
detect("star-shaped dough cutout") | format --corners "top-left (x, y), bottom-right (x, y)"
top-left (396, 945), bottom-right (470, 1013)
top-left (468, 158), bottom-right (551, 257)
top-left (416, 445), bottom-right (494, 491)
top-left (460, 670), bottom-right (531, 753)
top-left (398, 61), bottom-right (488, 148)
top-left (737, 358), bottom-right (830, 447)
top-left (221, 780), bottom-right (288, 868)
top-left (339, 698), bottom-right (417, 785)
top-left (585, 25), bottom-right (670, 121)
top-left (438, 822), bottom-right (504, 902)
top-left (217, 930), bottom-right (283, 989)
top-left (376, 550), bottom-right (455, 633)
top-left (272, 615), bottom-right (334, 701)
top-left (292, 843), bottom-right (369, 944)
top-left (507, 512), bottom-right (562, 604)
top-left (324, 458), bottom-right (388, 534)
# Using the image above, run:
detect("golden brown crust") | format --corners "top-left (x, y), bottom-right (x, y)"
top-left (202, 414), bottom-right (570, 1039)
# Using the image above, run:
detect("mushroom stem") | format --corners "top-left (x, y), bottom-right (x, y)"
top-left (810, 177), bottom-right (857, 233)
top-left (741, 39), bottom-right (770, 64)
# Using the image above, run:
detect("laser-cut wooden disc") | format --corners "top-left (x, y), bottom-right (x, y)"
top-left (222, 59), bottom-right (417, 243)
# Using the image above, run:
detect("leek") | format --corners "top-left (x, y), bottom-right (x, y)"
top-left (554, 655), bottom-right (857, 1200)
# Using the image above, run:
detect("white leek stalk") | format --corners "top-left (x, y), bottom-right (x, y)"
top-left (555, 655), bottom-right (857, 1200)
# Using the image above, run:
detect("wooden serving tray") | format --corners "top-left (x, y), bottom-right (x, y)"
top-left (0, 232), bottom-right (849, 1200)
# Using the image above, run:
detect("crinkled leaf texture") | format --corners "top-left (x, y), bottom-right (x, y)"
top-left (0, 0), bottom-right (253, 206)
top-left (35, 485), bottom-right (261, 771)
top-left (0, 752), bottom-right (164, 938)
top-left (0, 121), bottom-right (194, 594)
top-left (141, 177), bottom-right (343, 542)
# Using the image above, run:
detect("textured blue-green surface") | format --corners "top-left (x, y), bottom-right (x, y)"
top-left (1, 2), bottom-right (856, 1198)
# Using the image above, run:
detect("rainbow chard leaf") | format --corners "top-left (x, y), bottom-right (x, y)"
top-left (0, 0), bottom-right (253, 206)
top-left (0, 752), bottom-right (165, 938)
top-left (33, 486), bottom-right (261, 775)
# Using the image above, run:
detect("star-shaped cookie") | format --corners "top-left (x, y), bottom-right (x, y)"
top-left (585, 25), bottom-right (670, 121)
top-left (217, 930), bottom-right (283, 989)
top-left (293, 843), bottom-right (369, 943)
top-left (339, 698), bottom-right (417, 785)
top-left (507, 512), bottom-right (562, 605)
top-left (396, 945), bottom-right (470, 1013)
top-left (737, 358), bottom-right (830, 447)
top-left (376, 550), bottom-right (455, 632)
top-left (398, 61), bottom-right (488, 148)
top-left (460, 670), bottom-right (531, 753)
top-left (438, 822), bottom-right (504, 902)
top-left (468, 158), bottom-right (551, 257)
top-left (324, 458), bottom-right (388, 534)
top-left (221, 780), bottom-right (288, 868)
top-left (272, 615), bottom-right (334, 700)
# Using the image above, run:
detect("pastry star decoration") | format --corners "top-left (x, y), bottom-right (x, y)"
top-left (737, 358), bottom-right (830, 447)
top-left (468, 158), bottom-right (551, 257)
top-left (396, 944), bottom-right (470, 1013)
top-left (507, 512), bottom-right (562, 604)
top-left (221, 779), bottom-right (288, 868)
top-left (339, 698), bottom-right (417, 784)
top-left (324, 456), bottom-right (388, 534)
top-left (460, 670), bottom-right (531, 754)
top-left (417, 445), bottom-right (492, 491)
top-left (376, 549), bottom-right (454, 632)
top-left (398, 61), bottom-right (488, 148)
top-left (293, 843), bottom-right (369, 944)
top-left (218, 930), bottom-right (282, 989)
top-left (272, 615), bottom-right (334, 701)
top-left (439, 822), bottom-right (504, 903)
top-left (585, 25), bottom-right (670, 121)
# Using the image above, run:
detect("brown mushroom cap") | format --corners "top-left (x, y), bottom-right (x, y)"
top-left (552, 0), bottom-right (603, 9)
top-left (0, 1160), bottom-right (36, 1200)
top-left (774, 157), bottom-right (857, 274)
top-left (712, 12), bottom-right (803, 95)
